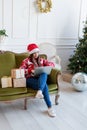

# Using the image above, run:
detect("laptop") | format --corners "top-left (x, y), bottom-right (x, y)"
top-left (34, 66), bottom-right (52, 76)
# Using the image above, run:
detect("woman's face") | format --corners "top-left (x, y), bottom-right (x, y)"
top-left (33, 52), bottom-right (39, 59)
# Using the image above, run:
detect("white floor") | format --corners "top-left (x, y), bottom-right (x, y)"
top-left (0, 80), bottom-right (87, 130)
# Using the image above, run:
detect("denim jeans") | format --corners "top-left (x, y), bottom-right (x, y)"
top-left (26, 73), bottom-right (52, 108)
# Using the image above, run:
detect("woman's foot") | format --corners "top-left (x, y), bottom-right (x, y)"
top-left (35, 90), bottom-right (44, 99)
top-left (48, 108), bottom-right (56, 117)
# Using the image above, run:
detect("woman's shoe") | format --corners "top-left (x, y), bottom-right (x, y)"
top-left (35, 90), bottom-right (44, 99)
top-left (48, 108), bottom-right (56, 117)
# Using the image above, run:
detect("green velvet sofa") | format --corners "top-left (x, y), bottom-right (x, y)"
top-left (0, 50), bottom-right (60, 109)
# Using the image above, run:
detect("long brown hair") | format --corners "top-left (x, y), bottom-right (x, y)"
top-left (29, 54), bottom-right (41, 67)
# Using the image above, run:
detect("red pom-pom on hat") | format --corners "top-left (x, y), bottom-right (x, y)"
top-left (27, 43), bottom-right (39, 54)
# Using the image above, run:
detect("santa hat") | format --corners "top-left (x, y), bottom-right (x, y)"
top-left (27, 43), bottom-right (39, 54)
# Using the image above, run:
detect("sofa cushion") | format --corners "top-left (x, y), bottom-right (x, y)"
top-left (0, 87), bottom-right (27, 96)
top-left (27, 84), bottom-right (57, 93)
top-left (0, 93), bottom-right (28, 101)
top-left (0, 52), bottom-right (16, 86)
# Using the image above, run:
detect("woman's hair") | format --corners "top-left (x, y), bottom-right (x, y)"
top-left (29, 54), bottom-right (41, 67)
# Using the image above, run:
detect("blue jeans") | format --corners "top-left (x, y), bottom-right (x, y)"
top-left (26, 73), bottom-right (52, 108)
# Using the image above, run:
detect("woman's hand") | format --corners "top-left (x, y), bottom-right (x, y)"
top-left (31, 69), bottom-right (35, 76)
top-left (31, 70), bottom-right (35, 74)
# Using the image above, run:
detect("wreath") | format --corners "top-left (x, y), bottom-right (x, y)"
top-left (37, 0), bottom-right (52, 13)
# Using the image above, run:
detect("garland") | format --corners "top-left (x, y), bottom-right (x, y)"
top-left (37, 0), bottom-right (52, 13)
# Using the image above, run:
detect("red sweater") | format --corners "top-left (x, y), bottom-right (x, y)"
top-left (20, 57), bottom-right (55, 78)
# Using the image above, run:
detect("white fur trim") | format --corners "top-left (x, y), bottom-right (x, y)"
top-left (29, 48), bottom-right (39, 54)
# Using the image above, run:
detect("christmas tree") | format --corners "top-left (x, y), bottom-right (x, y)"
top-left (67, 19), bottom-right (87, 74)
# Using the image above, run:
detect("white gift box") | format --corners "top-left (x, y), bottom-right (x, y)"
top-left (13, 78), bottom-right (26, 88)
top-left (1, 76), bottom-right (12, 88)
top-left (11, 69), bottom-right (25, 79)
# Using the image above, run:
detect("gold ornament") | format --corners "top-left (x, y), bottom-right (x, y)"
top-left (37, 0), bottom-right (52, 13)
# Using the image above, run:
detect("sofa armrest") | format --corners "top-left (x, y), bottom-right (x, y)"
top-left (48, 68), bottom-right (61, 84)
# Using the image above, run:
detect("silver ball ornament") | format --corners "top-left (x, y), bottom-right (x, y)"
top-left (71, 72), bottom-right (87, 91)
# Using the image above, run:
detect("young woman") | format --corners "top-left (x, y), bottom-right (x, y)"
top-left (20, 43), bottom-right (56, 117)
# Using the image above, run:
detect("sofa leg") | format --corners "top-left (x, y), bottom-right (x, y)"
top-left (24, 98), bottom-right (27, 110)
top-left (55, 94), bottom-right (60, 105)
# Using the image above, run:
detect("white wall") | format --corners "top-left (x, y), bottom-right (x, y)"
top-left (0, 0), bottom-right (87, 72)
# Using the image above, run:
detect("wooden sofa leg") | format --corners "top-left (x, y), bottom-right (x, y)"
top-left (24, 98), bottom-right (27, 110)
top-left (55, 94), bottom-right (60, 105)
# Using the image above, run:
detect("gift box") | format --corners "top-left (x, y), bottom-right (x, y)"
top-left (11, 69), bottom-right (25, 79)
top-left (1, 76), bottom-right (12, 88)
top-left (13, 78), bottom-right (26, 88)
